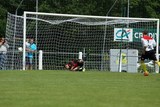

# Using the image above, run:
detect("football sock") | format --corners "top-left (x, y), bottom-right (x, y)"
top-left (140, 61), bottom-right (147, 72)
top-left (155, 61), bottom-right (160, 66)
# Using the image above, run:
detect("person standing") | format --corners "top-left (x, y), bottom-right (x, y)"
top-left (140, 30), bottom-right (160, 74)
top-left (26, 38), bottom-right (37, 70)
top-left (0, 37), bottom-right (9, 70)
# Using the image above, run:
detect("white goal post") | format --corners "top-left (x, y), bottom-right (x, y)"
top-left (5, 11), bottom-right (159, 72)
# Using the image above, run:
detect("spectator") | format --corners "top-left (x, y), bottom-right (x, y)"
top-left (26, 38), bottom-right (37, 70)
top-left (0, 37), bottom-right (9, 70)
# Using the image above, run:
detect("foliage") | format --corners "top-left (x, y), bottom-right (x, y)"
top-left (0, 0), bottom-right (160, 36)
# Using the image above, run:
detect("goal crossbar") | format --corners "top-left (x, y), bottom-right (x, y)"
top-left (24, 11), bottom-right (159, 21)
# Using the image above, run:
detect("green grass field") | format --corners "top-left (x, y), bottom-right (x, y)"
top-left (0, 70), bottom-right (160, 107)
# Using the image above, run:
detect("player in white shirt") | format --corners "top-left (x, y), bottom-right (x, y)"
top-left (140, 30), bottom-right (160, 74)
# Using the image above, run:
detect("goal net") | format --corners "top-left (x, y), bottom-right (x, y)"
top-left (5, 11), bottom-right (159, 72)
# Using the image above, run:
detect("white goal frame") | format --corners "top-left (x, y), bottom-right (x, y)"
top-left (23, 11), bottom-right (159, 72)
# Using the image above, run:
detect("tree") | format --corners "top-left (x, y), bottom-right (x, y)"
top-left (0, 0), bottom-right (160, 36)
top-left (0, 3), bottom-right (7, 36)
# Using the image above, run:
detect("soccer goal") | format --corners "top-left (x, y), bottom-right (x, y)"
top-left (5, 11), bottom-right (159, 72)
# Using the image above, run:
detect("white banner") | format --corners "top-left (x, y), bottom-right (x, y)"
top-left (114, 28), bottom-right (133, 42)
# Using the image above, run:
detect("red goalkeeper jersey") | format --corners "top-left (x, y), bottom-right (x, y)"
top-left (67, 59), bottom-right (84, 69)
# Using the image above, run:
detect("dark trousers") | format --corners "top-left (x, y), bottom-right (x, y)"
top-left (0, 53), bottom-right (7, 70)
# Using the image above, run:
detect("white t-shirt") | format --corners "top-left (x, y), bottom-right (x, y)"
top-left (26, 42), bottom-right (30, 48)
top-left (141, 38), bottom-right (156, 51)
top-left (0, 43), bottom-right (9, 54)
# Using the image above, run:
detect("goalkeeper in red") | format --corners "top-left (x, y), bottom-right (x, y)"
top-left (140, 30), bottom-right (160, 74)
top-left (65, 59), bottom-right (85, 72)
